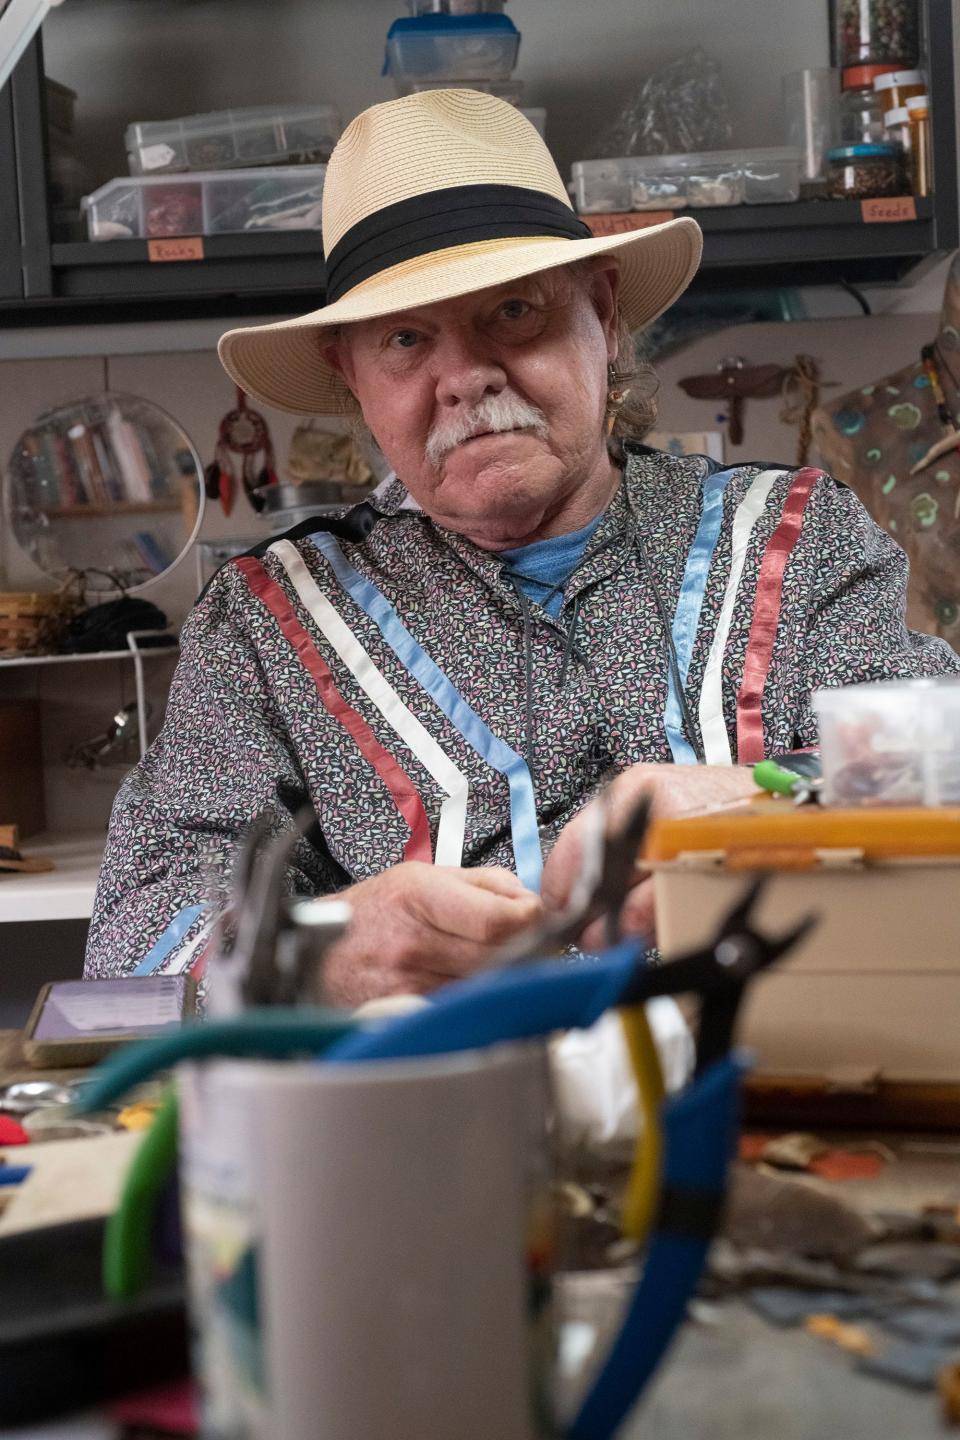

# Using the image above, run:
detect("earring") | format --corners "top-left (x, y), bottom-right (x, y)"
top-left (606, 362), bottom-right (626, 435)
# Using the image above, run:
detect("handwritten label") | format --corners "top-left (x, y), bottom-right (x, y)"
top-left (579, 212), bottom-right (675, 236)
top-left (148, 235), bottom-right (205, 262)
top-left (860, 196), bottom-right (917, 223)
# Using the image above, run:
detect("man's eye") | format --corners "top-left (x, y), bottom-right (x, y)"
top-left (498, 300), bottom-right (531, 321)
top-left (388, 329), bottom-right (420, 349)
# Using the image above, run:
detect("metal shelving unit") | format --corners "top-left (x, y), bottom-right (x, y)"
top-left (0, 73), bottom-right (20, 299)
top-left (0, 631), bottom-right (178, 754)
top-left (0, 829), bottom-right (104, 922)
top-left (0, 3), bottom-right (957, 318)
top-left (0, 634), bottom-right (179, 922)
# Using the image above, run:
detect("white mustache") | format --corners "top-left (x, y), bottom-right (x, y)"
top-left (424, 392), bottom-right (548, 468)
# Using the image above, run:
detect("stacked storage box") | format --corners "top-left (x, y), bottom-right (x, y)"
top-left (571, 150), bottom-right (804, 214)
top-left (82, 103), bottom-right (340, 241)
top-left (384, 2), bottom-right (545, 140)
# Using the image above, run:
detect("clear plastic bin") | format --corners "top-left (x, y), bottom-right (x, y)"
top-left (125, 104), bottom-right (340, 176)
top-left (406, 0), bottom-right (507, 11)
top-left (813, 677), bottom-right (960, 807)
top-left (384, 14), bottom-right (520, 80)
top-left (740, 148), bottom-right (803, 203)
top-left (81, 166), bottom-right (326, 241)
top-left (570, 148), bottom-right (801, 214)
top-left (570, 158), bottom-right (682, 214)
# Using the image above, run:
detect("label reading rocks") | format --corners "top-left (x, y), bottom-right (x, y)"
top-left (148, 236), bottom-right (205, 262)
top-left (861, 196), bottom-right (918, 223)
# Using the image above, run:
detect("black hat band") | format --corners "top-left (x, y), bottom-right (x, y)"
top-left (323, 184), bottom-right (593, 305)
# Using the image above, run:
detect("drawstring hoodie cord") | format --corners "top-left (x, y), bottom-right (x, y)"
top-left (505, 575), bottom-right (541, 803)
top-left (558, 593), bottom-right (582, 691)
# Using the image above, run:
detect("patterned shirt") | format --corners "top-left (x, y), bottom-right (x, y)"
top-left (84, 445), bottom-right (959, 979)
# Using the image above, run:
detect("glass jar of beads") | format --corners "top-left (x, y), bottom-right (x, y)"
top-left (836, 0), bottom-right (920, 68)
top-left (826, 142), bottom-right (905, 198)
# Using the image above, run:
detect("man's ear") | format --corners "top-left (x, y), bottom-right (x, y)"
top-left (321, 333), bottom-right (357, 394)
top-left (588, 261), bottom-right (621, 363)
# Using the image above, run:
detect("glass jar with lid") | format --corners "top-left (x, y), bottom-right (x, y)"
top-left (873, 68), bottom-right (926, 110)
top-left (839, 64), bottom-right (899, 143)
top-left (836, 0), bottom-right (919, 68)
top-left (826, 142), bottom-right (905, 198)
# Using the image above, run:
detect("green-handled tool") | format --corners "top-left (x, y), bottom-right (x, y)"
top-left (752, 760), bottom-right (820, 805)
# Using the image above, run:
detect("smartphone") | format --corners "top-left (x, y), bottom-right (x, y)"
top-left (23, 975), bottom-right (198, 1068)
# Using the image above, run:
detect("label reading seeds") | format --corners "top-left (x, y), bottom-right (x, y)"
top-left (148, 236), bottom-right (205, 262)
top-left (861, 196), bottom-right (918, 223)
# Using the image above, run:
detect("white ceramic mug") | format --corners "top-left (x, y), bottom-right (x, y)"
top-left (177, 1043), bottom-right (556, 1440)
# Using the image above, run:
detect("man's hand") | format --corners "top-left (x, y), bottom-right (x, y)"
top-left (541, 764), bottom-right (756, 948)
top-left (322, 862), bottom-right (543, 1007)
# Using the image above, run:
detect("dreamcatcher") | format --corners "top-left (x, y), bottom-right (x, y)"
top-left (205, 387), bottom-right (279, 515)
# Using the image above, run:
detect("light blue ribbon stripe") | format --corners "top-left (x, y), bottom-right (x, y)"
top-left (310, 531), bottom-right (543, 893)
top-left (131, 903), bottom-right (207, 976)
top-left (663, 467), bottom-right (739, 764)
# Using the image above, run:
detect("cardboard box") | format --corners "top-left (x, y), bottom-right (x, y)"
top-left (649, 804), bottom-right (960, 1086)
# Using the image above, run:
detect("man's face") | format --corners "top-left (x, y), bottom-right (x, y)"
top-left (325, 262), bottom-right (620, 548)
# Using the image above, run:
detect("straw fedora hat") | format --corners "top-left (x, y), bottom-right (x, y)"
top-left (218, 90), bottom-right (703, 416)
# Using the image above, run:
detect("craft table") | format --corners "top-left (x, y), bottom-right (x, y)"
top-left (2, 1030), bottom-right (959, 1438)
top-left (0, 1027), bottom-right (88, 1090)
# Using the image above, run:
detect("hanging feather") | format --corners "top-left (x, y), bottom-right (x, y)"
top-left (203, 461), bottom-right (222, 501)
top-left (206, 387), bottom-right (280, 515)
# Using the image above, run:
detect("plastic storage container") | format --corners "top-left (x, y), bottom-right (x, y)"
top-left (125, 104), bottom-right (340, 176)
top-left (649, 800), bottom-right (960, 1084)
top-left (825, 141), bottom-right (904, 197)
top-left (813, 678), bottom-right (960, 806)
top-left (82, 166), bottom-right (326, 241)
top-left (384, 13), bottom-right (520, 80)
top-left (839, 65), bottom-right (899, 144)
top-left (406, 0), bottom-right (507, 10)
top-left (571, 148), bottom-right (801, 214)
top-left (740, 149), bottom-right (804, 203)
top-left (782, 68), bottom-right (840, 183)
top-left (835, 0), bottom-right (919, 68)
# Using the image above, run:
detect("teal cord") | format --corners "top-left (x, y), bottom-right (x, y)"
top-left (77, 1009), bottom-right (358, 1113)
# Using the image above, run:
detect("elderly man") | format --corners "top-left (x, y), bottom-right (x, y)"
top-left (85, 91), bottom-right (958, 998)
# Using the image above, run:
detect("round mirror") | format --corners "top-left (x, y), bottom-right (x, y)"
top-left (5, 392), bottom-right (205, 595)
